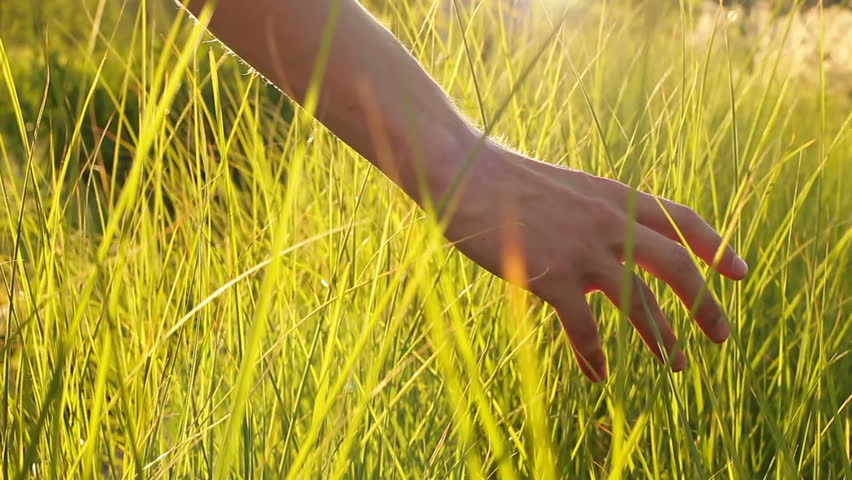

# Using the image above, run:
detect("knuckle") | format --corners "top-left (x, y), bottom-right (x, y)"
top-left (592, 175), bottom-right (626, 196)
top-left (531, 278), bottom-right (565, 305)
top-left (669, 245), bottom-right (696, 272)
top-left (584, 199), bottom-right (623, 233)
top-left (581, 251), bottom-right (619, 288)
top-left (674, 205), bottom-right (700, 229)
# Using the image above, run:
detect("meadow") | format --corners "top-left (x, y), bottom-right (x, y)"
top-left (0, 0), bottom-right (850, 478)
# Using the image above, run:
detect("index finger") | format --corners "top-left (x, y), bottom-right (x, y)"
top-left (600, 179), bottom-right (748, 280)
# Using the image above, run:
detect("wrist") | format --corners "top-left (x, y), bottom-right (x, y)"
top-left (405, 124), bottom-right (498, 210)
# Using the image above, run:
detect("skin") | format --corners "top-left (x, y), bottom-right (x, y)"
top-left (179, 0), bottom-right (749, 382)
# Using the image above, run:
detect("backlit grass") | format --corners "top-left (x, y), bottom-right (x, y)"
top-left (0, 0), bottom-right (849, 478)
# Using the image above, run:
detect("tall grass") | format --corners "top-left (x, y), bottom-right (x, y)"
top-left (0, 0), bottom-right (849, 478)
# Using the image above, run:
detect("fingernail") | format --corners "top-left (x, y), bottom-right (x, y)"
top-left (597, 363), bottom-right (608, 382)
top-left (672, 351), bottom-right (687, 372)
top-left (733, 256), bottom-right (749, 278)
top-left (712, 318), bottom-right (731, 343)
top-left (587, 361), bottom-right (607, 383)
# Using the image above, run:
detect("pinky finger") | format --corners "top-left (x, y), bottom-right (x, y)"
top-left (552, 288), bottom-right (607, 382)
top-left (596, 266), bottom-right (687, 371)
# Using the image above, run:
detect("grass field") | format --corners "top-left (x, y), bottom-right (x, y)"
top-left (1, 0), bottom-right (850, 478)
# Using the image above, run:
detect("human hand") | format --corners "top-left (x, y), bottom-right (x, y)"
top-left (436, 140), bottom-right (748, 382)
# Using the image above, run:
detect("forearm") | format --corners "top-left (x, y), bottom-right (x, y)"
top-left (180, 0), bottom-right (480, 203)
top-left (180, 1), bottom-right (747, 383)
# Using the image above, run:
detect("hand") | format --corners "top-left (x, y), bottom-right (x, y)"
top-left (437, 140), bottom-right (749, 382)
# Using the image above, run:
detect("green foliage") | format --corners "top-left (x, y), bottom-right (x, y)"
top-left (0, 0), bottom-right (849, 479)
top-left (680, 0), bottom-right (852, 8)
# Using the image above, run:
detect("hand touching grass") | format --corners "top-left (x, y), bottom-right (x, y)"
top-left (438, 140), bottom-right (749, 381)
